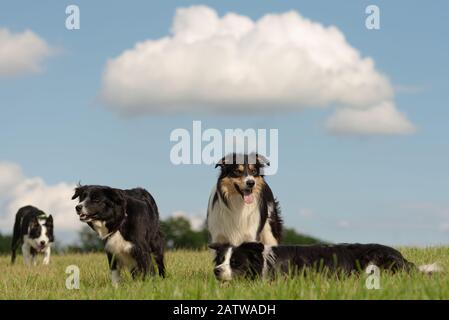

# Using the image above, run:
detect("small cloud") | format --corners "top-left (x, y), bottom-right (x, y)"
top-left (337, 220), bottom-right (350, 228)
top-left (0, 28), bottom-right (53, 76)
top-left (326, 102), bottom-right (416, 135)
top-left (298, 208), bottom-right (315, 217)
top-left (439, 223), bottom-right (449, 232)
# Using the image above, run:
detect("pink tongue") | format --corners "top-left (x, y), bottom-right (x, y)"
top-left (244, 193), bottom-right (254, 204)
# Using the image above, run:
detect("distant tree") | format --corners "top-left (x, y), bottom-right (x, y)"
top-left (0, 233), bottom-right (12, 254)
top-left (68, 225), bottom-right (103, 252)
top-left (282, 227), bottom-right (324, 245)
top-left (64, 218), bottom-right (323, 252)
top-left (161, 216), bottom-right (208, 250)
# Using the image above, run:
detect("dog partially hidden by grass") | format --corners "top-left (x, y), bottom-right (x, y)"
top-left (210, 242), bottom-right (442, 281)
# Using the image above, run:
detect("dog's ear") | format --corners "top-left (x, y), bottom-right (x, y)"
top-left (255, 153), bottom-right (270, 167)
top-left (71, 185), bottom-right (84, 200)
top-left (46, 215), bottom-right (53, 226)
top-left (215, 153), bottom-right (238, 168)
top-left (215, 155), bottom-right (228, 168)
top-left (240, 242), bottom-right (265, 253)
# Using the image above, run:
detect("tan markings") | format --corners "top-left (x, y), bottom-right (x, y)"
top-left (219, 175), bottom-right (266, 203)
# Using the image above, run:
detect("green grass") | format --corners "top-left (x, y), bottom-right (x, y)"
top-left (1, 247), bottom-right (449, 299)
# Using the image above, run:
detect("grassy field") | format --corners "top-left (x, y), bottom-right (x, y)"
top-left (1, 247), bottom-right (449, 300)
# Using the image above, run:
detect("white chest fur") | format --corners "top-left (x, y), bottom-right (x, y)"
top-left (208, 187), bottom-right (261, 246)
top-left (92, 221), bottom-right (136, 269)
top-left (105, 231), bottom-right (136, 269)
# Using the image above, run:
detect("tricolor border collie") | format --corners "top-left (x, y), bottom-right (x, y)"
top-left (72, 185), bottom-right (165, 286)
top-left (11, 205), bottom-right (54, 266)
top-left (207, 153), bottom-right (283, 247)
top-left (210, 242), bottom-right (441, 281)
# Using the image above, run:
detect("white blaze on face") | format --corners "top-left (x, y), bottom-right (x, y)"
top-left (243, 176), bottom-right (256, 204)
top-left (27, 219), bottom-right (50, 251)
top-left (216, 247), bottom-right (233, 281)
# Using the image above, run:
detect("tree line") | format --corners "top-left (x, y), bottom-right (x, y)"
top-left (0, 216), bottom-right (323, 254)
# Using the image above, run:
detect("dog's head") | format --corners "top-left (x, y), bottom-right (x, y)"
top-left (71, 185), bottom-right (126, 225)
top-left (215, 153), bottom-right (269, 205)
top-left (209, 242), bottom-right (265, 281)
top-left (28, 213), bottom-right (54, 251)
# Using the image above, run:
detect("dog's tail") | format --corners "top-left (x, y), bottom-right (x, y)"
top-left (418, 263), bottom-right (442, 274)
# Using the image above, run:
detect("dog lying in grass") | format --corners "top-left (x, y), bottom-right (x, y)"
top-left (210, 242), bottom-right (441, 281)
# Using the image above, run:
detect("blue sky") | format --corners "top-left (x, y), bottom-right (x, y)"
top-left (0, 1), bottom-right (448, 245)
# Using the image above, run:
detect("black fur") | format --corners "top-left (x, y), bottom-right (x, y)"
top-left (11, 205), bottom-right (54, 264)
top-left (211, 242), bottom-right (417, 280)
top-left (257, 184), bottom-right (282, 242)
top-left (72, 185), bottom-right (165, 280)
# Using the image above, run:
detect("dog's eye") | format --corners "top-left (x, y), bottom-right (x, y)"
top-left (233, 169), bottom-right (243, 176)
top-left (230, 258), bottom-right (239, 267)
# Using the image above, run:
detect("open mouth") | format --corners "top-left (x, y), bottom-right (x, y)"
top-left (234, 183), bottom-right (255, 204)
top-left (242, 188), bottom-right (254, 204)
top-left (79, 213), bottom-right (93, 221)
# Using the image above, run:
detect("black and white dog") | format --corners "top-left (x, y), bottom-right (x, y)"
top-left (72, 185), bottom-right (165, 286)
top-left (11, 205), bottom-right (54, 266)
top-left (207, 153), bottom-right (283, 246)
top-left (210, 242), bottom-right (441, 281)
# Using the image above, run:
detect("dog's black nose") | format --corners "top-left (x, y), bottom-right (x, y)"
top-left (214, 268), bottom-right (220, 277)
top-left (246, 180), bottom-right (255, 188)
top-left (40, 240), bottom-right (46, 246)
top-left (75, 204), bottom-right (82, 213)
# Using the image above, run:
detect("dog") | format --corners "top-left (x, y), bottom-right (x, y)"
top-left (210, 242), bottom-right (441, 281)
top-left (11, 205), bottom-right (54, 266)
top-left (71, 185), bottom-right (165, 286)
top-left (207, 153), bottom-right (283, 247)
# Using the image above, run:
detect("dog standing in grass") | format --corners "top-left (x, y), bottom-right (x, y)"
top-left (72, 185), bottom-right (165, 286)
top-left (11, 205), bottom-right (54, 266)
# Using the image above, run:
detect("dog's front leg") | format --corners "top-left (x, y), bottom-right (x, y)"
top-left (21, 243), bottom-right (32, 266)
top-left (43, 246), bottom-right (51, 265)
top-left (107, 252), bottom-right (120, 287)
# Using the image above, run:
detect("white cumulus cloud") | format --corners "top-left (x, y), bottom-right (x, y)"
top-left (0, 161), bottom-right (79, 240)
top-left (100, 5), bottom-right (414, 135)
top-left (0, 28), bottom-right (52, 76)
top-left (326, 102), bottom-right (416, 135)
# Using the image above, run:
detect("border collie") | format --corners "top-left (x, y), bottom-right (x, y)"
top-left (210, 242), bottom-right (441, 281)
top-left (11, 205), bottom-right (54, 266)
top-left (207, 153), bottom-right (283, 247)
top-left (72, 185), bottom-right (165, 286)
